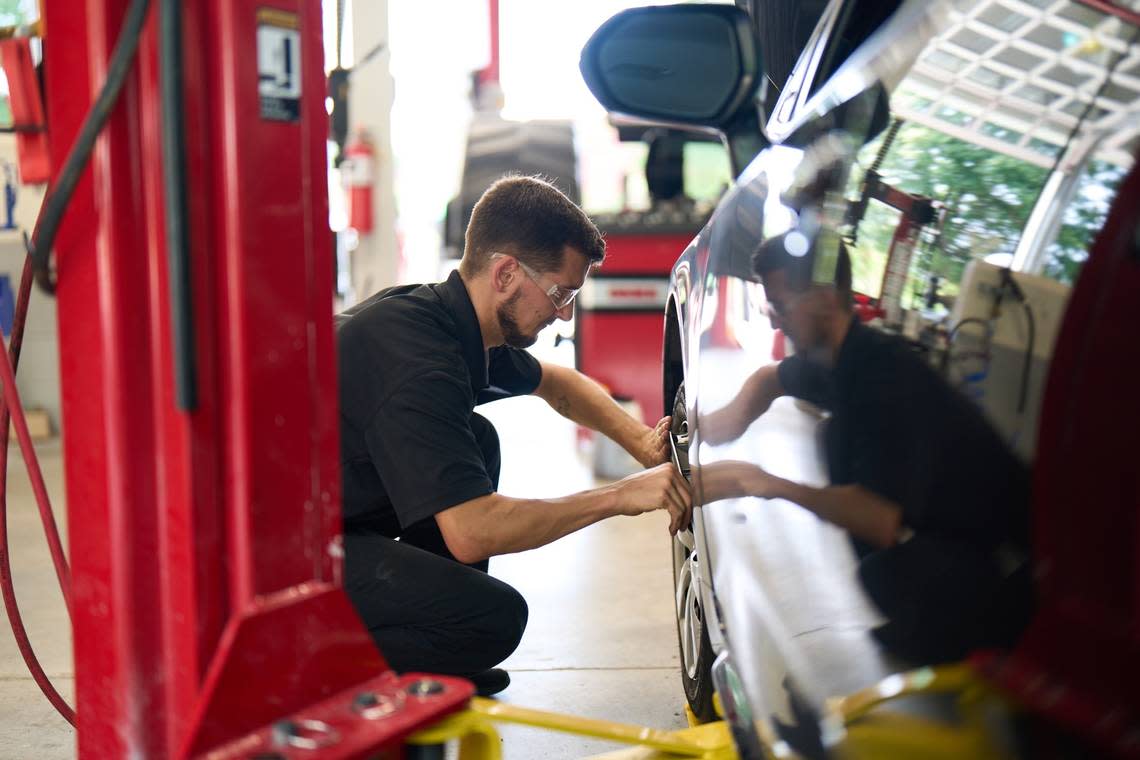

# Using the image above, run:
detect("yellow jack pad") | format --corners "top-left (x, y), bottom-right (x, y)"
top-left (406, 665), bottom-right (1014, 760)
top-left (407, 697), bottom-right (739, 759)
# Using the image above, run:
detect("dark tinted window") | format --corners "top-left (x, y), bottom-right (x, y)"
top-left (739, 0), bottom-right (828, 114)
top-left (807, 0), bottom-right (905, 98)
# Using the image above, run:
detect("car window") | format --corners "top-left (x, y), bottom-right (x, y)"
top-left (803, 0), bottom-right (905, 101)
top-left (765, 0), bottom-right (903, 129)
top-left (767, 3), bottom-right (837, 127)
top-left (738, 0), bottom-right (830, 118)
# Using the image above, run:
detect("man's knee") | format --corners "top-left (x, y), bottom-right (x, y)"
top-left (431, 578), bottom-right (529, 675)
top-left (481, 581), bottom-right (528, 663)
top-left (859, 537), bottom-right (1024, 663)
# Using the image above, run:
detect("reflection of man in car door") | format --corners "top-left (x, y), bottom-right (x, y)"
top-left (701, 233), bottom-right (1033, 664)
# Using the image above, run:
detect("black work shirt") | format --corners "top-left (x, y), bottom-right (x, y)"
top-left (337, 270), bottom-right (542, 536)
top-left (778, 320), bottom-right (1030, 552)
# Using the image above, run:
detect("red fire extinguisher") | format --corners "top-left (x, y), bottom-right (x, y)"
top-left (343, 128), bottom-right (376, 234)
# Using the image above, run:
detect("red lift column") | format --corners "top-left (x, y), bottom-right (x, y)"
top-left (41, 2), bottom-right (468, 757)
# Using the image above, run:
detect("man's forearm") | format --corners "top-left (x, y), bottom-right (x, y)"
top-left (436, 463), bottom-right (691, 563)
top-left (765, 477), bottom-right (902, 549)
top-left (443, 488), bottom-right (622, 562)
top-left (538, 363), bottom-right (647, 457)
top-left (702, 364), bottom-right (783, 445)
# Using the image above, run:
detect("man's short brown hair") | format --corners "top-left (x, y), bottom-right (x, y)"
top-left (752, 231), bottom-right (853, 306)
top-left (460, 175), bottom-right (605, 276)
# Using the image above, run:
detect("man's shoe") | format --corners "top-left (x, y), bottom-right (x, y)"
top-left (467, 668), bottom-right (510, 697)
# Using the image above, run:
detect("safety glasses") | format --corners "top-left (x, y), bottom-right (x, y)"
top-left (493, 253), bottom-right (580, 310)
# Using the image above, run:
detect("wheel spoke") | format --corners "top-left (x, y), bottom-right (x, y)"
top-left (686, 582), bottom-right (701, 674)
top-left (675, 552), bottom-right (691, 617)
top-left (675, 550), bottom-right (704, 679)
top-left (680, 608), bottom-right (694, 673)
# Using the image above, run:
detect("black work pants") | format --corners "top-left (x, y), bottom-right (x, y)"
top-left (344, 412), bottom-right (528, 676)
top-left (858, 534), bottom-right (1033, 664)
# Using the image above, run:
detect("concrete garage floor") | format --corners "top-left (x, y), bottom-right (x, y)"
top-left (0, 338), bottom-right (689, 758)
top-left (0, 439), bottom-right (74, 760)
top-left (484, 393), bottom-right (691, 758)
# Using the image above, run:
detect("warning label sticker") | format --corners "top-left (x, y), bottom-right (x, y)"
top-left (257, 9), bottom-right (301, 122)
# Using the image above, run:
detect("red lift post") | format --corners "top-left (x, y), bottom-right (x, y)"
top-left (32, 1), bottom-right (469, 757)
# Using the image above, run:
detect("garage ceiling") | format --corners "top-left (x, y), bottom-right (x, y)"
top-left (891, 0), bottom-right (1140, 168)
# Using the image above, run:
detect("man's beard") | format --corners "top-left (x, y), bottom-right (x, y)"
top-left (496, 290), bottom-right (538, 348)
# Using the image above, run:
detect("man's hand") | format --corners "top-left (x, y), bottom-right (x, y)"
top-left (694, 460), bottom-right (782, 503)
top-left (634, 416), bottom-right (673, 468)
top-left (609, 463), bottom-right (692, 535)
top-left (692, 461), bottom-right (906, 549)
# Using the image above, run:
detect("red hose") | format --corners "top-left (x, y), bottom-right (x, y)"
top-left (0, 284), bottom-right (71, 611)
top-left (0, 255), bottom-right (75, 725)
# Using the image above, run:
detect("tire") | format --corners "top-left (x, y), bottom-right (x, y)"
top-left (670, 383), bottom-right (717, 722)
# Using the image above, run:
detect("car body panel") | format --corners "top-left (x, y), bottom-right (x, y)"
top-left (660, 0), bottom-right (977, 750)
top-left (587, 0), bottom-right (1130, 751)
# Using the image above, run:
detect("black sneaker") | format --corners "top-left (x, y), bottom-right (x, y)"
top-left (467, 668), bottom-right (510, 697)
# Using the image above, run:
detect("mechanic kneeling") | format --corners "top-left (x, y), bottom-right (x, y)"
top-left (336, 176), bottom-right (691, 697)
top-left (702, 233), bottom-right (1033, 664)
